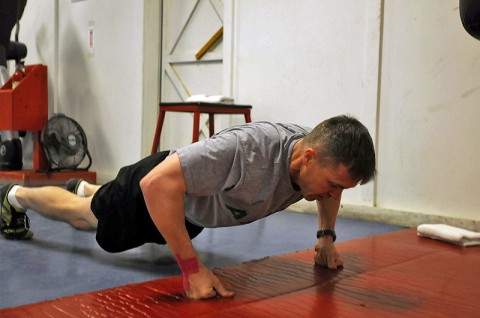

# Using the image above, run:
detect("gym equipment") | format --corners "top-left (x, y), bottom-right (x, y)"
top-left (0, 0), bottom-right (28, 170)
top-left (0, 1), bottom-right (95, 185)
top-left (40, 114), bottom-right (92, 171)
top-left (0, 64), bottom-right (96, 185)
top-left (460, 0), bottom-right (480, 41)
top-left (151, 102), bottom-right (252, 154)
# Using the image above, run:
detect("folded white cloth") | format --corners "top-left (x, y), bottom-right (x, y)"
top-left (187, 94), bottom-right (234, 104)
top-left (417, 224), bottom-right (480, 247)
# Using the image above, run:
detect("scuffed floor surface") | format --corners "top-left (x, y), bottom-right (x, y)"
top-left (1, 228), bottom-right (478, 317)
top-left (0, 210), bottom-right (403, 309)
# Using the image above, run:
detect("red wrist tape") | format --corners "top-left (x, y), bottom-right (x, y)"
top-left (175, 254), bottom-right (200, 291)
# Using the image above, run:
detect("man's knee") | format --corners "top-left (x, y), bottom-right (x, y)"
top-left (70, 197), bottom-right (98, 231)
top-left (70, 219), bottom-right (97, 231)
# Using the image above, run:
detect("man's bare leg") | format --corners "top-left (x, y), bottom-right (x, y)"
top-left (67, 179), bottom-right (102, 198)
top-left (15, 186), bottom-right (98, 231)
top-left (84, 182), bottom-right (101, 197)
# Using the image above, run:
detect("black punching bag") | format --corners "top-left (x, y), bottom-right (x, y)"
top-left (460, 0), bottom-right (480, 41)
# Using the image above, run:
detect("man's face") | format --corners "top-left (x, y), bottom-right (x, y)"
top-left (297, 150), bottom-right (358, 201)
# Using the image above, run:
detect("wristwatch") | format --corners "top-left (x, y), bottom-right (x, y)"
top-left (316, 229), bottom-right (336, 242)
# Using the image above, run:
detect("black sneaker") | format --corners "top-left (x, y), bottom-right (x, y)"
top-left (0, 184), bottom-right (33, 240)
top-left (66, 178), bottom-right (84, 195)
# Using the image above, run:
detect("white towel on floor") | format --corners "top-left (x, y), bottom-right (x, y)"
top-left (187, 94), bottom-right (234, 104)
top-left (417, 224), bottom-right (480, 247)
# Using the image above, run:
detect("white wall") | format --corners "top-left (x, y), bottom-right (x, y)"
top-left (14, 0), bottom-right (480, 223)
top-left (377, 0), bottom-right (480, 221)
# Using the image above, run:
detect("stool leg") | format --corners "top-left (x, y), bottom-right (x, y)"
top-left (245, 111), bottom-right (252, 123)
top-left (208, 113), bottom-right (215, 137)
top-left (193, 112), bottom-right (200, 143)
top-left (151, 110), bottom-right (166, 154)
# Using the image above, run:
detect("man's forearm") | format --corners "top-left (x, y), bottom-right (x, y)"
top-left (314, 195), bottom-right (344, 269)
top-left (316, 195), bottom-right (341, 230)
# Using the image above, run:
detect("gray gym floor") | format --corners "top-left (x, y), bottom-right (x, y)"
top-left (0, 209), bottom-right (404, 309)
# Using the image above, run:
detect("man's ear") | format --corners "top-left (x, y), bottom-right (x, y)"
top-left (302, 147), bottom-right (317, 164)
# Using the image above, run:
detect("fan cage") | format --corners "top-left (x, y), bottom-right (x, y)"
top-left (40, 114), bottom-right (92, 171)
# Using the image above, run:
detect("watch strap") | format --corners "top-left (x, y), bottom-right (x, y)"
top-left (316, 229), bottom-right (336, 242)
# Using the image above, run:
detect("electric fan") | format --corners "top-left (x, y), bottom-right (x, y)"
top-left (40, 113), bottom-right (92, 171)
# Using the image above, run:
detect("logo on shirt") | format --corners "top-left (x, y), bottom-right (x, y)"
top-left (226, 205), bottom-right (247, 220)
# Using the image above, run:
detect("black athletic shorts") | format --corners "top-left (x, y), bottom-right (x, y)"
top-left (90, 150), bottom-right (204, 253)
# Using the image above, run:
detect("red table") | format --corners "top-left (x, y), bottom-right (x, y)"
top-left (151, 102), bottom-right (252, 154)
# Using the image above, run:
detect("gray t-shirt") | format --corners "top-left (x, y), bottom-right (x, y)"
top-left (175, 122), bottom-right (310, 228)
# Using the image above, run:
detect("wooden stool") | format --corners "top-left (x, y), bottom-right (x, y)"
top-left (151, 102), bottom-right (252, 154)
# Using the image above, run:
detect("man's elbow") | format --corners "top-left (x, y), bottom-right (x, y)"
top-left (139, 172), bottom-right (155, 195)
